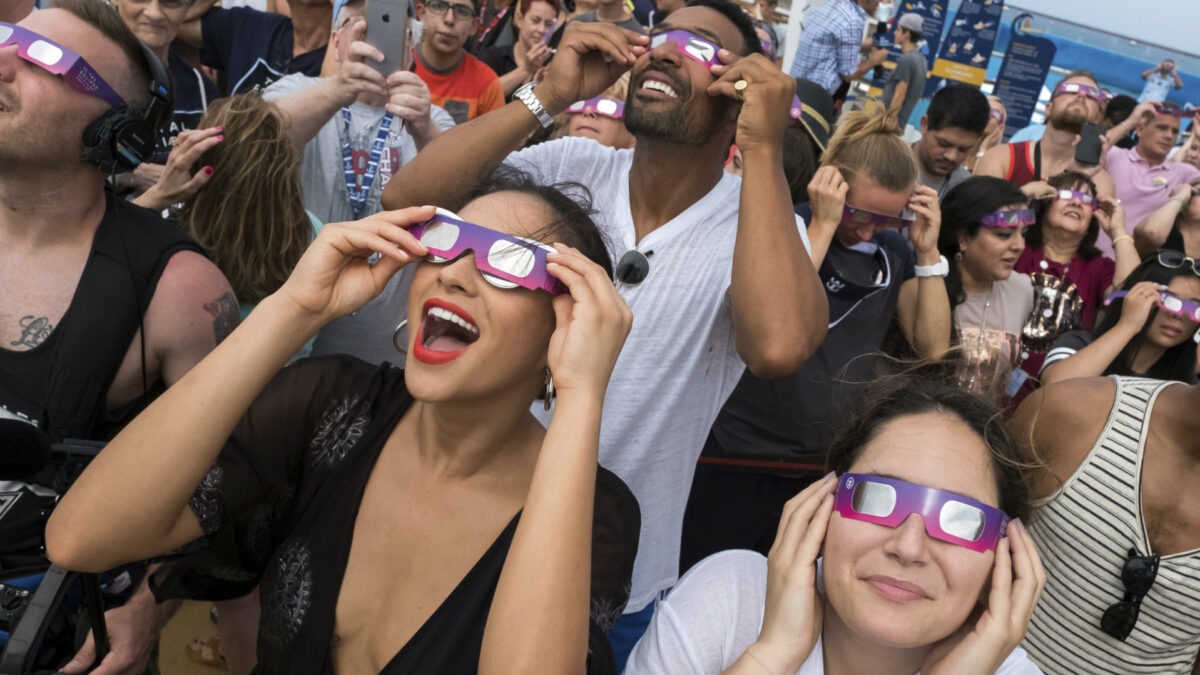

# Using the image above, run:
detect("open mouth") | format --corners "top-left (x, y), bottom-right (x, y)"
top-left (635, 69), bottom-right (683, 101)
top-left (412, 299), bottom-right (479, 365)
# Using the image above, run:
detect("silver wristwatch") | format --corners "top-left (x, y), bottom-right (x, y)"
top-left (514, 82), bottom-right (554, 129)
top-left (914, 255), bottom-right (950, 278)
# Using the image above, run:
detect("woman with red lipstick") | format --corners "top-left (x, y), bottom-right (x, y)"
top-left (1015, 171), bottom-right (1136, 381)
top-left (937, 177), bottom-right (1037, 405)
top-left (626, 379), bottom-right (1046, 675)
top-left (45, 171), bottom-right (640, 675)
top-left (1041, 255), bottom-right (1200, 386)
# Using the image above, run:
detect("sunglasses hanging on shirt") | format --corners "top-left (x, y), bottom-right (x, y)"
top-left (615, 249), bottom-right (653, 285)
top-left (1099, 548), bottom-right (1159, 641)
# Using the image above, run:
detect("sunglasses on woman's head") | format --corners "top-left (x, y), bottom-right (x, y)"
top-left (0, 23), bottom-right (125, 107)
top-left (565, 97), bottom-right (625, 119)
top-left (408, 212), bottom-right (567, 294)
top-left (834, 473), bottom-right (1010, 553)
top-left (1103, 289), bottom-right (1200, 322)
top-left (979, 208), bottom-right (1036, 228)
top-left (1053, 189), bottom-right (1096, 207)
top-left (1157, 249), bottom-right (1200, 276)
top-left (1100, 548), bottom-right (1159, 641)
top-left (1053, 82), bottom-right (1103, 102)
top-left (841, 205), bottom-right (916, 230)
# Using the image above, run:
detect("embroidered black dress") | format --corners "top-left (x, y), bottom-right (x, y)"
top-left (150, 355), bottom-right (639, 675)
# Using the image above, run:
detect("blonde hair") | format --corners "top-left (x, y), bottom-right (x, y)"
top-left (179, 92), bottom-right (310, 305)
top-left (821, 102), bottom-right (919, 192)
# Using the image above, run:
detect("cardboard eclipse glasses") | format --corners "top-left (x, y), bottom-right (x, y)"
top-left (0, 22), bottom-right (125, 106)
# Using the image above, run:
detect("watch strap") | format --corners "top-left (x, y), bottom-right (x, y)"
top-left (514, 83), bottom-right (554, 129)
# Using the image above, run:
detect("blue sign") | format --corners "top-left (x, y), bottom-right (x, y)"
top-left (993, 14), bottom-right (1057, 141)
top-left (869, 1), bottom-right (946, 92)
top-left (926, 0), bottom-right (1005, 96)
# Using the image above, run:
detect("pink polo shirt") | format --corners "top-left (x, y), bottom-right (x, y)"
top-left (1103, 146), bottom-right (1200, 257)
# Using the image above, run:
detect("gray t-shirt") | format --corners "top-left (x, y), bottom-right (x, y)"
top-left (881, 49), bottom-right (927, 128)
top-left (919, 164), bottom-right (971, 203)
top-left (263, 74), bottom-right (455, 365)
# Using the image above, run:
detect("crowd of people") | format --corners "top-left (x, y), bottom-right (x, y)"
top-left (1, 0), bottom-right (1199, 674)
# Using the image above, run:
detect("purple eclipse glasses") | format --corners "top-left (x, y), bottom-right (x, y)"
top-left (1053, 81), bottom-right (1103, 102)
top-left (842, 204), bottom-right (916, 229)
top-left (565, 97), bottom-right (625, 119)
top-left (1104, 289), bottom-right (1200, 322)
top-left (1154, 103), bottom-right (1192, 119)
top-left (834, 473), bottom-right (1010, 553)
top-left (408, 211), bottom-right (566, 295)
top-left (0, 22), bottom-right (124, 107)
top-left (980, 208), bottom-right (1036, 228)
top-left (1054, 189), bottom-right (1096, 207)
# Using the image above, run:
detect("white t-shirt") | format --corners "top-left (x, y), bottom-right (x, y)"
top-left (626, 550), bottom-right (1044, 675)
top-left (508, 137), bottom-right (811, 612)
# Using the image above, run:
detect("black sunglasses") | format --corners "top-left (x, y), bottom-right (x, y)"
top-left (1099, 547), bottom-right (1159, 641)
top-left (616, 249), bottom-right (652, 285)
top-left (424, 0), bottom-right (475, 19)
top-left (1157, 249), bottom-right (1200, 276)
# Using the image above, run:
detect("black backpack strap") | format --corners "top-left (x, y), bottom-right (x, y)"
top-left (43, 194), bottom-right (204, 441)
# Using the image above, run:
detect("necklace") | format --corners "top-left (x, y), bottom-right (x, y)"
top-left (964, 283), bottom-right (995, 392)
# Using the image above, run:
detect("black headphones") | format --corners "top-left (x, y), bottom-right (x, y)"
top-left (81, 39), bottom-right (174, 174)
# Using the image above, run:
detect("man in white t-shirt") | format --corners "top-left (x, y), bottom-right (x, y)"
top-left (383, 0), bottom-right (827, 665)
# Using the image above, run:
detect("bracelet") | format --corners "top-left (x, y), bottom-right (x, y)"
top-left (1111, 235), bottom-right (1134, 247)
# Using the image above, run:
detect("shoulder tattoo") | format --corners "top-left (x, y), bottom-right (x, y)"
top-left (203, 293), bottom-right (240, 345)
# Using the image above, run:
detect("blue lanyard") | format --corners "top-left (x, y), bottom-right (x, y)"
top-left (340, 108), bottom-right (395, 219)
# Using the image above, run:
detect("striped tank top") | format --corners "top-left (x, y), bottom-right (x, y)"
top-left (1023, 377), bottom-right (1200, 674)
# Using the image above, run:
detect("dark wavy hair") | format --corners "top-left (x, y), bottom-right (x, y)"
top-left (1025, 171), bottom-right (1101, 261)
top-left (1090, 254), bottom-right (1199, 383)
top-left (826, 377), bottom-right (1035, 523)
top-left (938, 176), bottom-right (1030, 308)
top-left (463, 165), bottom-right (614, 278)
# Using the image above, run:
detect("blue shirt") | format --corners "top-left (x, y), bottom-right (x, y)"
top-left (788, 0), bottom-right (868, 94)
top-left (201, 7), bottom-right (327, 96)
top-left (1139, 70), bottom-right (1175, 103)
top-left (149, 49), bottom-right (222, 165)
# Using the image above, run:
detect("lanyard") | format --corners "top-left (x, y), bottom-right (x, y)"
top-left (340, 108), bottom-right (394, 219)
top-left (477, 0), bottom-right (510, 42)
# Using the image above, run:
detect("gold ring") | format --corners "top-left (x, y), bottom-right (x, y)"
top-left (733, 79), bottom-right (748, 98)
top-left (169, 136), bottom-right (179, 147)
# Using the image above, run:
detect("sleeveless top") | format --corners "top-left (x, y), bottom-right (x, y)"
top-left (1006, 141), bottom-right (1040, 187)
top-left (1023, 377), bottom-right (1200, 675)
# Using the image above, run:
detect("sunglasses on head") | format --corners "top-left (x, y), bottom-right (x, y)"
top-left (1104, 288), bottom-right (1200, 322)
top-left (989, 107), bottom-right (1005, 124)
top-left (1054, 189), bottom-right (1096, 207)
top-left (834, 473), bottom-right (1010, 553)
top-left (841, 204), bottom-right (916, 230)
top-left (1053, 82), bottom-right (1103, 102)
top-left (1157, 249), bottom-right (1200, 276)
top-left (1154, 102), bottom-right (1190, 119)
top-left (565, 97), bottom-right (625, 119)
top-left (1100, 548), bottom-right (1159, 641)
top-left (408, 211), bottom-right (567, 294)
top-left (0, 22), bottom-right (125, 107)
top-left (979, 208), bottom-right (1036, 228)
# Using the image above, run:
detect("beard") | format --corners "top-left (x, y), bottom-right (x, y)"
top-left (624, 66), bottom-right (730, 145)
top-left (1048, 105), bottom-right (1088, 135)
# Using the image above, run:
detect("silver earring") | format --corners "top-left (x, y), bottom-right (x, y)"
top-left (955, 251), bottom-right (964, 262)
top-left (393, 319), bottom-right (408, 355)
top-left (543, 367), bottom-right (556, 412)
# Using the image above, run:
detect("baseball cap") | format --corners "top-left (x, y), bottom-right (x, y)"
top-left (792, 78), bottom-right (835, 152)
top-left (332, 0), bottom-right (353, 28)
top-left (897, 13), bottom-right (924, 35)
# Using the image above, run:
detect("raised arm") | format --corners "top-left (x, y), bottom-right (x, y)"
top-left (45, 208), bottom-right (434, 573)
top-left (1040, 282), bottom-right (1160, 386)
top-left (709, 53), bottom-right (826, 377)
top-left (480, 246), bottom-right (632, 675)
top-left (895, 185), bottom-right (951, 358)
top-left (382, 22), bottom-right (649, 211)
top-left (1095, 197), bottom-right (1138, 290)
top-left (1106, 101), bottom-right (1158, 146)
top-left (1134, 184), bottom-right (1190, 258)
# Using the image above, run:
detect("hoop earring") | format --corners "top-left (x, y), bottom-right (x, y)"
top-left (543, 367), bottom-right (556, 412)
top-left (1194, 327), bottom-right (1200, 344)
top-left (393, 319), bottom-right (408, 355)
top-left (955, 251), bottom-right (964, 262)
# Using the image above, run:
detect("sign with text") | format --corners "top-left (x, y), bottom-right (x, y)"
top-left (992, 14), bottom-right (1057, 141)
top-left (925, 0), bottom-right (1005, 96)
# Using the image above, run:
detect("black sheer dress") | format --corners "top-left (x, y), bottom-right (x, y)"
top-left (150, 355), bottom-right (640, 674)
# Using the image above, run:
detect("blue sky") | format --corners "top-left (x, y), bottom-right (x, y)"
top-left (995, 1), bottom-right (1197, 56)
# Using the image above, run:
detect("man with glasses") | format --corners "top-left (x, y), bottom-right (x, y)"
top-left (383, 1), bottom-right (826, 666)
top-left (977, 70), bottom-right (1117, 199)
top-left (1011, 372), bottom-right (1200, 674)
top-left (414, 0), bottom-right (504, 123)
top-left (1104, 102), bottom-right (1200, 242)
top-left (0, 2), bottom-right (235, 672)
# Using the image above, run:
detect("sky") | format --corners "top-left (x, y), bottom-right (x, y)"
top-left (982, 0), bottom-right (1198, 56)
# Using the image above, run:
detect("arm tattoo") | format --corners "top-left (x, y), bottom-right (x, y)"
top-left (11, 316), bottom-right (54, 348)
top-left (202, 293), bottom-right (240, 344)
